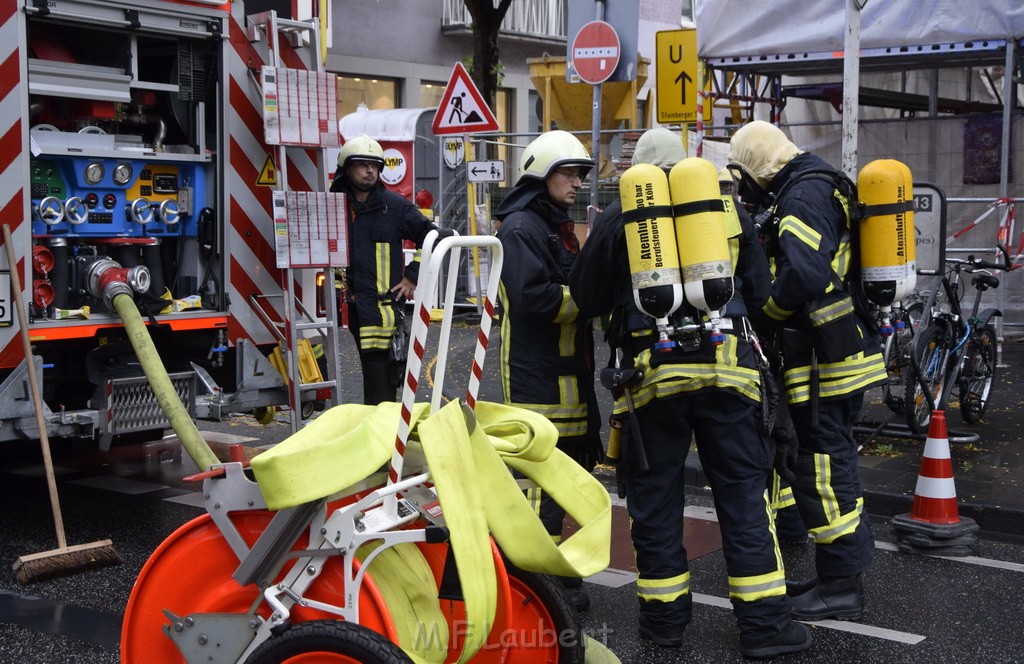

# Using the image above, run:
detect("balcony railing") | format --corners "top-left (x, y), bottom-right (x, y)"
top-left (442, 0), bottom-right (566, 41)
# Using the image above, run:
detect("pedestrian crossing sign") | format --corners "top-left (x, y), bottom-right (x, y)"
top-left (432, 62), bottom-right (499, 136)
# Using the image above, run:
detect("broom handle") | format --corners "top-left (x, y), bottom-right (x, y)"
top-left (2, 225), bottom-right (66, 550)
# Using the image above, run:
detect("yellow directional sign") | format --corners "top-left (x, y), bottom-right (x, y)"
top-left (656, 29), bottom-right (700, 124)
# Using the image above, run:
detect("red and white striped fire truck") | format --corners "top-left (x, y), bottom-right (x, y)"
top-left (0, 0), bottom-right (339, 448)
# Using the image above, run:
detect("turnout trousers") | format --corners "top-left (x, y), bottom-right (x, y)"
top-left (789, 393), bottom-right (874, 576)
top-left (622, 389), bottom-right (790, 641)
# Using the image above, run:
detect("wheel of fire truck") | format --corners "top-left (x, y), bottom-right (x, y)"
top-left (243, 620), bottom-right (412, 664)
top-left (120, 511), bottom-right (399, 663)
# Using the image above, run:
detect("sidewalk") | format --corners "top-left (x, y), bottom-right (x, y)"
top-left (680, 336), bottom-right (1024, 542)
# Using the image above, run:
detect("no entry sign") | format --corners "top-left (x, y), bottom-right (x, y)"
top-left (571, 20), bottom-right (620, 85)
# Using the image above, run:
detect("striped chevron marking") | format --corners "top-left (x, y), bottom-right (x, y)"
top-left (0, 0), bottom-right (26, 368)
top-left (224, 14), bottom-right (321, 347)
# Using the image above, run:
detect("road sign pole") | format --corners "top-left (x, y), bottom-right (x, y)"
top-left (588, 0), bottom-right (605, 219)
top-left (590, 84), bottom-right (601, 216)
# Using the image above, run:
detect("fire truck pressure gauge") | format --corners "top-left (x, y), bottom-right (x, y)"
top-left (113, 162), bottom-right (134, 186)
top-left (84, 161), bottom-right (104, 185)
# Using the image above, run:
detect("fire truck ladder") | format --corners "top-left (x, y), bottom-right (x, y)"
top-left (247, 10), bottom-right (342, 432)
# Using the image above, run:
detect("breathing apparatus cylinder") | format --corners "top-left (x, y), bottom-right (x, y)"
top-left (857, 159), bottom-right (916, 335)
top-left (668, 157), bottom-right (734, 344)
top-left (619, 163), bottom-right (684, 351)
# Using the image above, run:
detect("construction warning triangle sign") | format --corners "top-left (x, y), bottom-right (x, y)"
top-left (432, 62), bottom-right (500, 136)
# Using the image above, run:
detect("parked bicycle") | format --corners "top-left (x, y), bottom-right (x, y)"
top-left (905, 246), bottom-right (1013, 434)
top-left (879, 296), bottom-right (925, 414)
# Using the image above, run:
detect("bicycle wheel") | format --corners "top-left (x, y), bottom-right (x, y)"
top-left (244, 619), bottom-right (412, 664)
top-left (905, 321), bottom-right (951, 434)
top-left (882, 302), bottom-right (924, 414)
top-left (958, 326), bottom-right (998, 424)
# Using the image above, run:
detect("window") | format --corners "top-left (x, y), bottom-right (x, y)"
top-left (337, 76), bottom-right (396, 118)
top-left (420, 81), bottom-right (446, 111)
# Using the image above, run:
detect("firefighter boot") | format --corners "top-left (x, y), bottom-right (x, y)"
top-left (558, 575), bottom-right (591, 612)
top-left (785, 576), bottom-right (817, 597)
top-left (790, 573), bottom-right (863, 621)
top-left (740, 621), bottom-right (813, 659)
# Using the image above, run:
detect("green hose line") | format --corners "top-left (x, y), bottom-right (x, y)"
top-left (113, 293), bottom-right (219, 470)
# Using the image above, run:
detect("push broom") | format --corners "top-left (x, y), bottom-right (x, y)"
top-left (4, 225), bottom-right (122, 583)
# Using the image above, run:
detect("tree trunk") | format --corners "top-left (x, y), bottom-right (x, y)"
top-left (463, 0), bottom-right (512, 117)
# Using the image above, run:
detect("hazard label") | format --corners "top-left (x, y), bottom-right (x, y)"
top-left (432, 62), bottom-right (499, 136)
top-left (257, 154), bottom-right (278, 186)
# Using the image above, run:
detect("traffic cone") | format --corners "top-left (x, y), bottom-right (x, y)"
top-left (892, 410), bottom-right (978, 556)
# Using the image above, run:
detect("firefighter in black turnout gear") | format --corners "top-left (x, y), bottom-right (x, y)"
top-left (569, 128), bottom-right (812, 658)
top-left (495, 130), bottom-right (602, 613)
top-left (331, 134), bottom-right (438, 405)
top-left (728, 120), bottom-right (888, 622)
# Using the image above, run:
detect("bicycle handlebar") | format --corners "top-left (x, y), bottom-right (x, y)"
top-left (952, 244), bottom-right (1014, 272)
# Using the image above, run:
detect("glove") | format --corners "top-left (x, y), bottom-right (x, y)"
top-left (771, 401), bottom-right (799, 484)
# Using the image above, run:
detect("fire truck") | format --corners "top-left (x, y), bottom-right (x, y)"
top-left (0, 0), bottom-right (342, 449)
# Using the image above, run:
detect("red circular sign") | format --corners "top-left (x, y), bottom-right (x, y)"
top-left (571, 20), bottom-right (621, 85)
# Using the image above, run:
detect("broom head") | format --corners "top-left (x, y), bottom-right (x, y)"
top-left (13, 540), bottom-right (122, 584)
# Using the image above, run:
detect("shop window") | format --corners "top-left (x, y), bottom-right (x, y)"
top-left (337, 76), bottom-right (396, 117)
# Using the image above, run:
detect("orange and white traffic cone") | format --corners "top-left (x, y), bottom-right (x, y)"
top-left (892, 410), bottom-right (978, 556)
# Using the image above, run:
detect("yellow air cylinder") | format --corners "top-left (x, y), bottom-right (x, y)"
top-left (669, 157), bottom-right (734, 339)
top-left (858, 159), bottom-right (916, 333)
top-left (620, 163), bottom-right (683, 350)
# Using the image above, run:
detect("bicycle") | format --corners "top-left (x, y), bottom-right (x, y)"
top-left (879, 296), bottom-right (925, 414)
top-left (904, 246), bottom-right (1013, 434)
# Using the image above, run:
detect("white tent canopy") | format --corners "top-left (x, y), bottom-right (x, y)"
top-left (696, 0), bottom-right (1024, 60)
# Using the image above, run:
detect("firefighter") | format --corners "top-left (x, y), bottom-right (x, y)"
top-left (728, 121), bottom-right (888, 621)
top-left (494, 130), bottom-right (603, 612)
top-left (568, 127), bottom-right (812, 658)
top-left (722, 166), bottom-right (810, 548)
top-left (330, 134), bottom-right (438, 405)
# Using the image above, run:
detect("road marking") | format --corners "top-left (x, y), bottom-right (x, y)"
top-left (876, 540), bottom-right (1024, 573)
top-left (164, 492), bottom-right (207, 508)
top-left (70, 476), bottom-right (167, 494)
top-left (690, 592), bottom-right (925, 644)
top-left (586, 568), bottom-right (635, 588)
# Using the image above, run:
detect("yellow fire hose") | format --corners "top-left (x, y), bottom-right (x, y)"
top-left (251, 399), bottom-right (614, 663)
top-left (112, 292), bottom-right (219, 470)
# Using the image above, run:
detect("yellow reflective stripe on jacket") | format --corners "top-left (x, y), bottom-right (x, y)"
top-left (498, 282), bottom-right (513, 400)
top-left (784, 353), bottom-right (887, 403)
top-left (637, 572), bottom-right (691, 602)
top-left (809, 296), bottom-right (854, 327)
top-left (764, 295), bottom-right (794, 321)
top-left (729, 569), bottom-right (787, 602)
top-left (508, 399), bottom-right (589, 438)
top-left (555, 286), bottom-right (578, 357)
top-left (779, 215), bottom-right (822, 251)
top-left (553, 285), bottom-right (578, 324)
top-left (359, 332), bottom-right (392, 351)
top-left (614, 363), bottom-right (760, 415)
